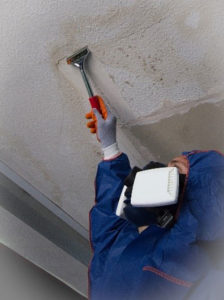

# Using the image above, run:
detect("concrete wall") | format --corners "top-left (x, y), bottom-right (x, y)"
top-left (1, 0), bottom-right (223, 233)
top-left (0, 204), bottom-right (88, 296)
top-left (0, 244), bottom-right (86, 300)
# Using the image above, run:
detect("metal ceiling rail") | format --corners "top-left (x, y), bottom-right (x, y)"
top-left (0, 160), bottom-right (91, 266)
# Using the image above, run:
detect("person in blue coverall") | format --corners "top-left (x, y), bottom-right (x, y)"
top-left (85, 101), bottom-right (224, 300)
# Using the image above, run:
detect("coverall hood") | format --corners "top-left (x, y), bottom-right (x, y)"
top-left (180, 150), bottom-right (224, 241)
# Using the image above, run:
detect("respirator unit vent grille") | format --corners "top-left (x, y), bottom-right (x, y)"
top-left (167, 168), bottom-right (177, 197)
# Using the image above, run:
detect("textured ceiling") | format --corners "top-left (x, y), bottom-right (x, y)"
top-left (1, 0), bottom-right (224, 229)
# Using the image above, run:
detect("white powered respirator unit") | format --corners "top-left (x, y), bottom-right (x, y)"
top-left (116, 167), bottom-right (179, 220)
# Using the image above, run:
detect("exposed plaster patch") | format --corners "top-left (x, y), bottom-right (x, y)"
top-left (130, 101), bottom-right (224, 163)
top-left (125, 91), bottom-right (224, 126)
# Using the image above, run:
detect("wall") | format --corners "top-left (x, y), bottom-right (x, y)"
top-left (0, 244), bottom-right (86, 300)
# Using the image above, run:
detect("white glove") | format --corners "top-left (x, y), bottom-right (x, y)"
top-left (93, 108), bottom-right (121, 159)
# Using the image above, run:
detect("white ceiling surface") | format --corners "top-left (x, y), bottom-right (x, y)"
top-left (1, 0), bottom-right (224, 229)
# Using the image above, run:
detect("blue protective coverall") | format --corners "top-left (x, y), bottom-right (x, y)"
top-left (88, 150), bottom-right (224, 300)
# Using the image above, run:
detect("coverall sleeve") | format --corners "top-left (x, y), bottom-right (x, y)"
top-left (89, 153), bottom-right (132, 252)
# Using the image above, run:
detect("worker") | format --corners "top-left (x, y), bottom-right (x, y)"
top-left (85, 99), bottom-right (224, 300)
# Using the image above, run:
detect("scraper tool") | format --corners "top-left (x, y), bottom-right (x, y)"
top-left (67, 46), bottom-right (107, 120)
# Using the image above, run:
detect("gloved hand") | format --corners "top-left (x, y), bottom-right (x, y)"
top-left (92, 108), bottom-right (116, 148)
top-left (85, 98), bottom-right (121, 159)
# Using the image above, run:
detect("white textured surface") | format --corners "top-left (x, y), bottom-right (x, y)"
top-left (1, 0), bottom-right (224, 230)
